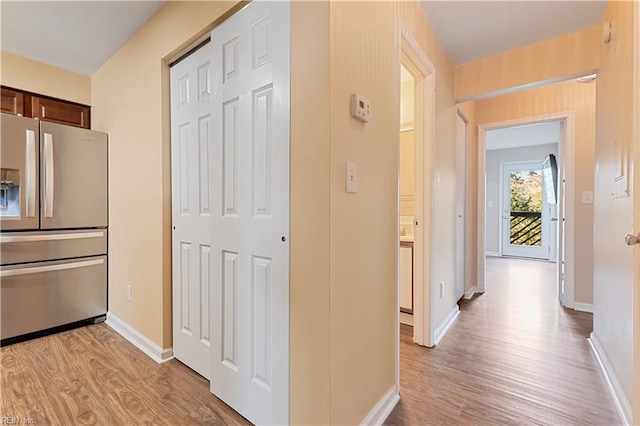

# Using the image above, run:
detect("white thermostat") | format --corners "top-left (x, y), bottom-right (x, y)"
top-left (350, 93), bottom-right (371, 123)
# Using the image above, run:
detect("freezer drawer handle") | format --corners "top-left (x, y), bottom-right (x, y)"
top-left (0, 231), bottom-right (105, 243)
top-left (25, 129), bottom-right (37, 217)
top-left (0, 258), bottom-right (104, 278)
top-left (44, 133), bottom-right (54, 218)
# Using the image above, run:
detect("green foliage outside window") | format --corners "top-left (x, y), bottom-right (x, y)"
top-left (510, 170), bottom-right (542, 213)
top-left (509, 169), bottom-right (542, 247)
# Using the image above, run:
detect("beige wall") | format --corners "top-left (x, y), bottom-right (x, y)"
top-left (400, 78), bottom-right (414, 126)
top-left (0, 51), bottom-right (91, 105)
top-left (91, 0), bottom-right (241, 348)
top-left (455, 25), bottom-right (600, 102)
top-left (400, 130), bottom-right (415, 217)
top-left (593, 0), bottom-right (637, 416)
top-left (328, 1), bottom-right (457, 423)
top-left (290, 2), bottom-right (331, 424)
top-left (473, 79), bottom-right (596, 305)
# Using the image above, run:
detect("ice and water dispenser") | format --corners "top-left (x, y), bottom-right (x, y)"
top-left (0, 168), bottom-right (20, 218)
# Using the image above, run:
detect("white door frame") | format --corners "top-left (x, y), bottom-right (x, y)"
top-left (397, 20), bottom-right (437, 381)
top-left (477, 112), bottom-right (575, 308)
top-left (632, 3), bottom-right (640, 422)
top-left (455, 110), bottom-right (467, 300)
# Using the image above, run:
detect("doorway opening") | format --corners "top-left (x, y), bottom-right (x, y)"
top-left (500, 160), bottom-right (554, 260)
top-left (395, 26), bottom-right (437, 400)
top-left (399, 63), bottom-right (416, 327)
top-left (478, 115), bottom-right (573, 307)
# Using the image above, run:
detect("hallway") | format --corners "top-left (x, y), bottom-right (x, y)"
top-left (386, 257), bottom-right (620, 425)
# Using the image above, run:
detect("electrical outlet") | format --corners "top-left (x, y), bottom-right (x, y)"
top-left (126, 284), bottom-right (132, 302)
top-left (440, 282), bottom-right (445, 299)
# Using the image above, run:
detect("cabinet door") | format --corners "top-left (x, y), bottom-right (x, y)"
top-left (31, 96), bottom-right (90, 129)
top-left (400, 243), bottom-right (413, 313)
top-left (1, 88), bottom-right (24, 115)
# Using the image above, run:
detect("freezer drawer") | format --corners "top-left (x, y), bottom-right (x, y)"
top-left (1, 255), bottom-right (107, 340)
top-left (0, 229), bottom-right (107, 266)
top-left (40, 121), bottom-right (108, 229)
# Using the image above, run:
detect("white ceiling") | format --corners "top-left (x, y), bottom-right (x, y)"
top-left (420, 1), bottom-right (607, 66)
top-left (1, 1), bottom-right (165, 76)
top-left (0, 1), bottom-right (607, 76)
top-left (486, 121), bottom-right (560, 151)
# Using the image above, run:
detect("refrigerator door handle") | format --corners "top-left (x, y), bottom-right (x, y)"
top-left (25, 129), bottom-right (36, 217)
top-left (44, 132), bottom-right (54, 217)
top-left (0, 258), bottom-right (104, 278)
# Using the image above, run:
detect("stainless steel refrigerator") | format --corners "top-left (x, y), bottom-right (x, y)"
top-left (0, 113), bottom-right (108, 343)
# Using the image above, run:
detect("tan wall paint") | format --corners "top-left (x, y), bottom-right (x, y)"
top-left (593, 0), bottom-right (636, 411)
top-left (400, 78), bottom-right (414, 126)
top-left (457, 101), bottom-right (477, 294)
top-left (329, 1), bottom-right (456, 423)
top-left (0, 51), bottom-right (91, 105)
top-left (91, 1), bottom-right (241, 348)
top-left (455, 25), bottom-right (600, 102)
top-left (400, 130), bottom-right (415, 217)
top-left (473, 79), bottom-right (596, 304)
top-left (290, 2), bottom-right (331, 424)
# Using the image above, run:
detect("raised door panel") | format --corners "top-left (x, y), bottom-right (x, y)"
top-left (210, 2), bottom-right (290, 425)
top-left (170, 41), bottom-right (213, 381)
top-left (1, 88), bottom-right (24, 115)
top-left (31, 96), bottom-right (90, 129)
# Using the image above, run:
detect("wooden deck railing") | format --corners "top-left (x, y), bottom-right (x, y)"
top-left (510, 211), bottom-right (542, 246)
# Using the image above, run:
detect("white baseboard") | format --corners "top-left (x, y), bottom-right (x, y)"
top-left (464, 286), bottom-right (477, 300)
top-left (360, 384), bottom-right (400, 426)
top-left (588, 333), bottom-right (632, 425)
top-left (485, 251), bottom-right (501, 257)
top-left (434, 305), bottom-right (460, 346)
top-left (106, 312), bottom-right (174, 364)
top-left (573, 302), bottom-right (593, 313)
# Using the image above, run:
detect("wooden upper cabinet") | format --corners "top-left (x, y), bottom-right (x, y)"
top-left (30, 96), bottom-right (90, 129)
top-left (1, 86), bottom-right (90, 129)
top-left (1, 88), bottom-right (24, 115)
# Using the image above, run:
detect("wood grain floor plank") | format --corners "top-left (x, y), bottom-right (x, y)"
top-left (1, 257), bottom-right (620, 425)
top-left (386, 257), bottom-right (621, 426)
top-left (1, 323), bottom-right (249, 425)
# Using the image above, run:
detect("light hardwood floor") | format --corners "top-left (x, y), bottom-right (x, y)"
top-left (1, 257), bottom-right (620, 425)
top-left (0, 323), bottom-right (249, 425)
top-left (386, 257), bottom-right (620, 425)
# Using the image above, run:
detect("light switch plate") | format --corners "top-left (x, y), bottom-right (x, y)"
top-left (582, 191), bottom-right (594, 204)
top-left (346, 161), bottom-right (357, 193)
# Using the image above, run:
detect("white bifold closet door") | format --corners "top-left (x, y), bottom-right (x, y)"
top-left (170, 42), bottom-right (214, 380)
top-left (171, 1), bottom-right (290, 424)
top-left (209, 1), bottom-right (290, 425)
